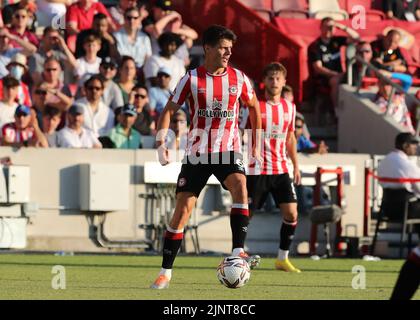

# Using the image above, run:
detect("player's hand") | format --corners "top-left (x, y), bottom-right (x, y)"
top-left (251, 147), bottom-right (263, 167)
top-left (293, 167), bottom-right (301, 185)
top-left (157, 144), bottom-right (170, 166)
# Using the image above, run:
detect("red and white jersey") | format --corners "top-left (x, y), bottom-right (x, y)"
top-left (249, 99), bottom-right (296, 175)
top-left (170, 66), bottom-right (254, 155)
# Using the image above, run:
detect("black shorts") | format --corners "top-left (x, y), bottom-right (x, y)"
top-left (247, 174), bottom-right (297, 209)
top-left (175, 152), bottom-right (246, 197)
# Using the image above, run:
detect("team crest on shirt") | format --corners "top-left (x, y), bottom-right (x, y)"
top-left (228, 86), bottom-right (238, 95)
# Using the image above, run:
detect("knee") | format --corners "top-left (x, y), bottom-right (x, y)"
top-left (284, 209), bottom-right (298, 223)
top-left (230, 182), bottom-right (248, 202)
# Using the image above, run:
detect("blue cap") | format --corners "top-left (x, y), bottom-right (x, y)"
top-left (121, 104), bottom-right (137, 116)
top-left (15, 104), bottom-right (31, 116)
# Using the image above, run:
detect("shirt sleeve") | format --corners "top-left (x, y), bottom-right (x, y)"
top-left (289, 102), bottom-right (296, 132)
top-left (96, 3), bottom-right (112, 18)
top-left (240, 72), bottom-right (255, 104)
top-left (66, 4), bottom-right (78, 25)
top-left (169, 72), bottom-right (191, 106)
top-left (143, 56), bottom-right (159, 79)
top-left (308, 41), bottom-right (322, 63)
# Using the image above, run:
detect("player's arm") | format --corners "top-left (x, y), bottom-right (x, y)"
top-left (245, 95), bottom-right (262, 161)
top-left (156, 100), bottom-right (181, 165)
top-left (286, 131), bottom-right (301, 185)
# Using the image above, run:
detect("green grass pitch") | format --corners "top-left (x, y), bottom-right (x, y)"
top-left (0, 254), bottom-right (418, 300)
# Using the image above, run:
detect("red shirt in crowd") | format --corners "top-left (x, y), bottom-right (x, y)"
top-left (66, 1), bottom-right (111, 32)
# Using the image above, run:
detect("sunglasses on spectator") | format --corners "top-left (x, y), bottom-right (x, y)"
top-left (87, 86), bottom-right (103, 91)
top-left (35, 89), bottom-right (47, 95)
top-left (102, 65), bottom-right (116, 70)
top-left (171, 119), bottom-right (186, 124)
top-left (295, 125), bottom-right (303, 129)
top-left (135, 94), bottom-right (146, 99)
top-left (45, 68), bottom-right (58, 72)
top-left (16, 113), bottom-right (28, 117)
top-left (126, 15), bottom-right (140, 20)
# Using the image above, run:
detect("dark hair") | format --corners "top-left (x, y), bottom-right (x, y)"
top-left (395, 132), bottom-right (418, 150)
top-left (281, 85), bottom-right (293, 97)
top-left (132, 85), bottom-right (148, 93)
top-left (157, 32), bottom-right (182, 50)
top-left (93, 13), bottom-right (108, 21)
top-left (386, 29), bottom-right (401, 38)
top-left (84, 74), bottom-right (105, 88)
top-left (43, 105), bottom-right (61, 118)
top-left (262, 62), bottom-right (287, 78)
top-left (202, 25), bottom-right (236, 47)
top-left (43, 26), bottom-right (60, 37)
top-left (83, 32), bottom-right (101, 44)
top-left (120, 55), bottom-right (136, 69)
top-left (2, 76), bottom-right (19, 88)
top-left (321, 17), bottom-right (334, 26)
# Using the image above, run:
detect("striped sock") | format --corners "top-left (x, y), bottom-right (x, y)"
top-left (161, 226), bottom-right (184, 270)
top-left (230, 203), bottom-right (249, 251)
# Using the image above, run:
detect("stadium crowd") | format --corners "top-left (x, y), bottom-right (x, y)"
top-left (0, 0), bottom-right (418, 150)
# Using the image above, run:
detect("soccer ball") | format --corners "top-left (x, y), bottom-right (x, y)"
top-left (216, 256), bottom-right (251, 289)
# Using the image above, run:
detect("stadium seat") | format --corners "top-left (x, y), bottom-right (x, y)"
top-left (273, 0), bottom-right (309, 19)
top-left (238, 0), bottom-right (274, 21)
top-left (309, 0), bottom-right (349, 20)
top-left (371, 189), bottom-right (420, 258)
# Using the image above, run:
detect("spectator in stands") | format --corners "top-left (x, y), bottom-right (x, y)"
top-left (66, 0), bottom-right (116, 52)
top-left (41, 105), bottom-right (61, 147)
top-left (75, 33), bottom-right (102, 87)
top-left (2, 0), bottom-right (37, 31)
top-left (113, 6), bottom-right (152, 70)
top-left (143, 0), bottom-right (197, 65)
top-left (295, 113), bottom-right (328, 154)
top-left (117, 55), bottom-right (138, 104)
top-left (131, 85), bottom-right (155, 136)
top-left (383, 0), bottom-right (420, 21)
top-left (0, 27), bottom-right (36, 78)
top-left (371, 30), bottom-right (407, 73)
top-left (0, 53), bottom-right (32, 106)
top-left (75, 75), bottom-right (114, 137)
top-left (148, 66), bottom-right (172, 115)
top-left (100, 57), bottom-right (124, 111)
top-left (37, 57), bottom-right (74, 111)
top-left (347, 41), bottom-right (377, 87)
top-left (36, 0), bottom-right (68, 27)
top-left (374, 78), bottom-right (415, 133)
top-left (281, 85), bottom-right (311, 140)
top-left (308, 17), bottom-right (360, 108)
top-left (0, 76), bottom-right (19, 131)
top-left (377, 132), bottom-right (420, 219)
top-left (166, 109), bottom-right (187, 151)
top-left (110, 0), bottom-right (149, 30)
top-left (8, 7), bottom-right (39, 48)
top-left (2, 104), bottom-right (48, 147)
top-left (28, 27), bottom-right (78, 85)
top-left (108, 103), bottom-right (142, 149)
top-left (75, 13), bottom-right (121, 61)
top-left (57, 104), bottom-right (102, 148)
top-left (143, 32), bottom-right (185, 90)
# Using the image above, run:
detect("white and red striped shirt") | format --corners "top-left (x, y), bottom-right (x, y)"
top-left (2, 123), bottom-right (35, 144)
top-left (170, 66), bottom-right (254, 155)
top-left (249, 99), bottom-right (296, 175)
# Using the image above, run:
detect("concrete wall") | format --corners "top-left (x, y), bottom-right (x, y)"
top-left (0, 147), bottom-right (373, 255)
top-left (337, 85), bottom-right (416, 155)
